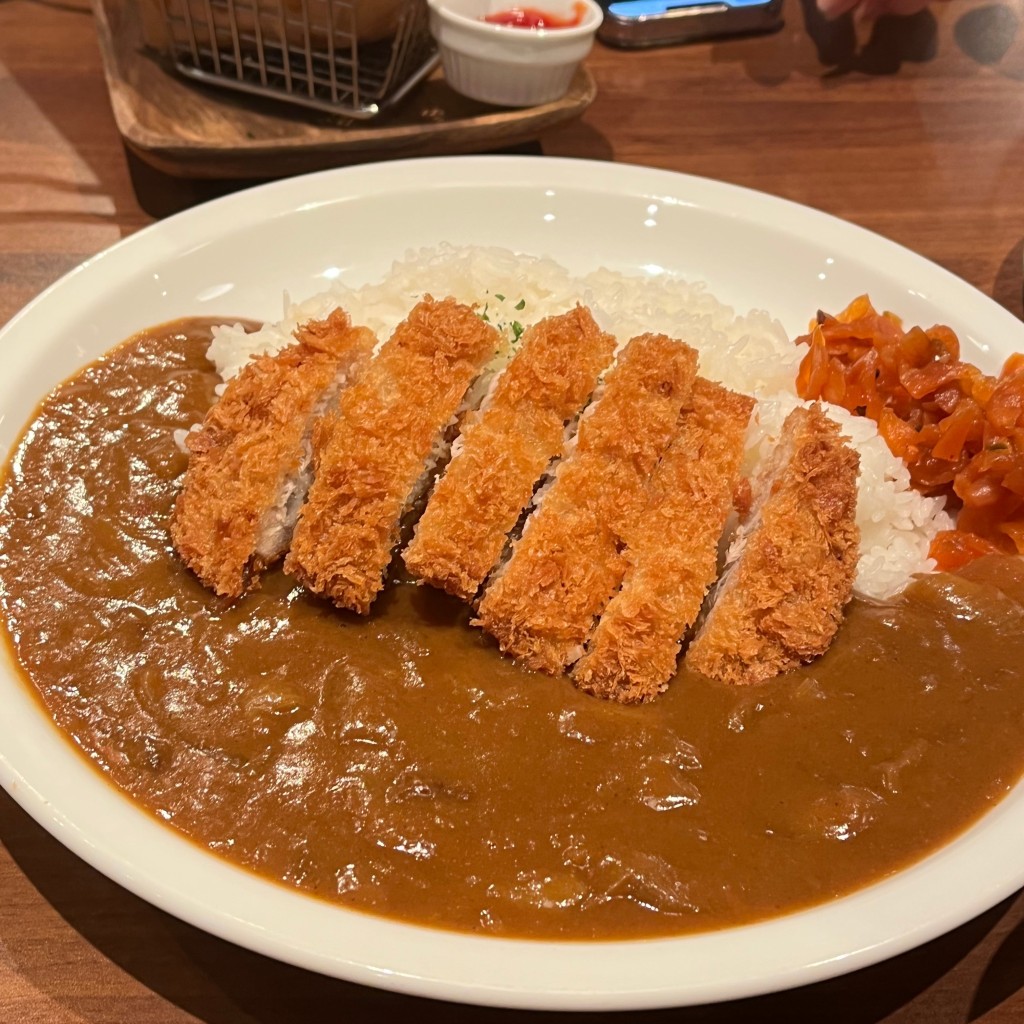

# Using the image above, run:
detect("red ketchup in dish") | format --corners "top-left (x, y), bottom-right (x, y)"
top-left (482, 3), bottom-right (587, 27)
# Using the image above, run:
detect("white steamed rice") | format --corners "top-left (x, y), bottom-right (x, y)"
top-left (207, 244), bottom-right (952, 601)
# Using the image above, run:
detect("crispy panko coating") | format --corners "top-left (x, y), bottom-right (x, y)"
top-left (403, 306), bottom-right (616, 600)
top-left (573, 378), bottom-right (755, 704)
top-left (285, 296), bottom-right (499, 614)
top-left (170, 309), bottom-right (375, 600)
top-left (686, 403), bottom-right (860, 685)
top-left (474, 334), bottom-right (698, 674)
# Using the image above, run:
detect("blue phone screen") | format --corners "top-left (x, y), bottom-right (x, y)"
top-left (608, 0), bottom-right (769, 12)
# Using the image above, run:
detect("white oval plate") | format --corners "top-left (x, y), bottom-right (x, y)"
top-left (1, 156), bottom-right (1023, 1012)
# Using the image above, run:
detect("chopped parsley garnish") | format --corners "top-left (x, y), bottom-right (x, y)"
top-left (479, 296), bottom-right (527, 344)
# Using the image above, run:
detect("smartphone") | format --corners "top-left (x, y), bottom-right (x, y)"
top-left (597, 0), bottom-right (784, 47)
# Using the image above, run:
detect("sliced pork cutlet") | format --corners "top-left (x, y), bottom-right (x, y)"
top-left (285, 296), bottom-right (500, 614)
top-left (170, 309), bottom-right (375, 600)
top-left (473, 333), bottom-right (698, 675)
top-left (573, 378), bottom-right (755, 704)
top-left (403, 306), bottom-right (616, 601)
top-left (686, 403), bottom-right (860, 686)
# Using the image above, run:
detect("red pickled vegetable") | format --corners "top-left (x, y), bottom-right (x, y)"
top-left (928, 530), bottom-right (1004, 571)
top-left (794, 295), bottom-right (1024, 570)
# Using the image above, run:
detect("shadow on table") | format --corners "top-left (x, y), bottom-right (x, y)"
top-left (3, 788), bottom-right (1023, 1024)
top-left (954, 3), bottom-right (1021, 68)
top-left (971, 910), bottom-right (1024, 1020)
top-left (122, 139), bottom-right (547, 220)
top-left (115, 150), bottom-right (263, 219)
top-left (993, 236), bottom-right (1024, 322)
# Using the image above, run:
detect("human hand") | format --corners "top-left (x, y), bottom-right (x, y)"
top-left (816, 0), bottom-right (937, 19)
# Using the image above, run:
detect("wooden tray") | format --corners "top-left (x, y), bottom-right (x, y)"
top-left (92, 0), bottom-right (597, 179)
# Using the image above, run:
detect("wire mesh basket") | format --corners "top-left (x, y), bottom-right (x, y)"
top-left (158, 0), bottom-right (438, 119)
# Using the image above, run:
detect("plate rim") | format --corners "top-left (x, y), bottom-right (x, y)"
top-left (1, 154), bottom-right (1023, 1012)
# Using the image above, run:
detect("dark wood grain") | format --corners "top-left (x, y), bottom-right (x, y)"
top-left (1, 0), bottom-right (1023, 1019)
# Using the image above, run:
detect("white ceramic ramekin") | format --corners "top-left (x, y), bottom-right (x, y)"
top-left (426, 0), bottom-right (603, 107)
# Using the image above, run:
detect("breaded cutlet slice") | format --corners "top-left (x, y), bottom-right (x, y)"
top-left (473, 334), bottom-right (698, 674)
top-left (573, 378), bottom-right (755, 704)
top-left (170, 309), bottom-right (375, 599)
top-left (686, 403), bottom-right (860, 686)
top-left (403, 306), bottom-right (616, 601)
top-left (285, 296), bottom-right (500, 614)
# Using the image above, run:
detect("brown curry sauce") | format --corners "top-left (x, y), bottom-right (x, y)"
top-left (1, 318), bottom-right (1023, 939)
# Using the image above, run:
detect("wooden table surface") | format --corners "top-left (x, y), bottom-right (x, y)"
top-left (2, 0), bottom-right (1024, 1020)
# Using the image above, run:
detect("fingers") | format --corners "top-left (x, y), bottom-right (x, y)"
top-left (816, 0), bottom-right (862, 19)
top-left (815, 0), bottom-right (934, 20)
